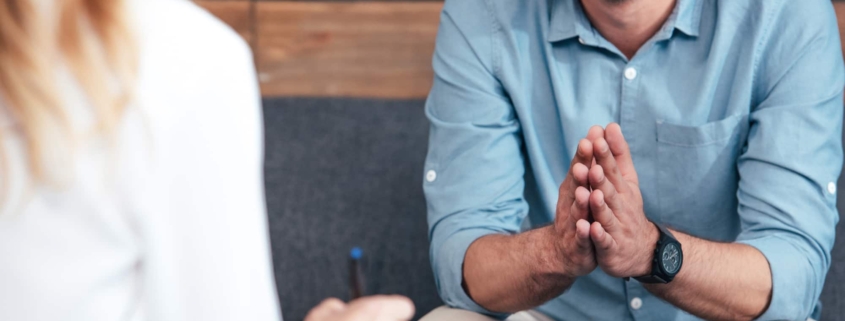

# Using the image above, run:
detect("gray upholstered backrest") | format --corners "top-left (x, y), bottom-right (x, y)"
top-left (263, 98), bottom-right (440, 321)
top-left (263, 98), bottom-right (845, 321)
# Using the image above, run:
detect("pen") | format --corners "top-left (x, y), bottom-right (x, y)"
top-left (349, 247), bottom-right (364, 300)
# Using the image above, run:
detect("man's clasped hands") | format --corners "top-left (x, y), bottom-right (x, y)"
top-left (553, 123), bottom-right (661, 279)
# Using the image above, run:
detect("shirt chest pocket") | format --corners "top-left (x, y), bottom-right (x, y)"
top-left (654, 114), bottom-right (748, 239)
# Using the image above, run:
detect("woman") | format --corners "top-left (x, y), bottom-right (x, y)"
top-left (0, 0), bottom-right (413, 320)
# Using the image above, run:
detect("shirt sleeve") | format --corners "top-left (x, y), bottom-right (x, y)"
top-left (735, 2), bottom-right (844, 320)
top-left (140, 29), bottom-right (282, 321)
top-left (423, 1), bottom-right (526, 318)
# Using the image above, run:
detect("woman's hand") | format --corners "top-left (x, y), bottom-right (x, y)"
top-left (304, 295), bottom-right (415, 321)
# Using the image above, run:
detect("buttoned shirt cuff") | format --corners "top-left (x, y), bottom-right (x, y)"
top-left (737, 235), bottom-right (819, 321)
top-left (433, 228), bottom-right (512, 320)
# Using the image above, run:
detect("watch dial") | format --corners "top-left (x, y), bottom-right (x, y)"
top-left (661, 243), bottom-right (681, 274)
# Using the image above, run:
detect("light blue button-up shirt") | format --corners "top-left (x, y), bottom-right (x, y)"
top-left (423, 0), bottom-right (844, 320)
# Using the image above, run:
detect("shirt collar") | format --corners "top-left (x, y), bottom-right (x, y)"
top-left (673, 0), bottom-right (703, 37)
top-left (547, 0), bottom-right (591, 43)
top-left (548, 0), bottom-right (703, 43)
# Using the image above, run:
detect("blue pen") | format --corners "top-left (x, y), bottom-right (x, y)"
top-left (349, 247), bottom-right (364, 300)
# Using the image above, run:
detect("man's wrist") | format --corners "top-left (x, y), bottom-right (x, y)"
top-left (635, 222), bottom-right (660, 277)
top-left (537, 226), bottom-right (577, 278)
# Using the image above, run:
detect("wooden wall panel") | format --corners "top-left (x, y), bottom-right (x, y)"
top-left (195, 1), bottom-right (254, 46)
top-left (255, 2), bottom-right (442, 99)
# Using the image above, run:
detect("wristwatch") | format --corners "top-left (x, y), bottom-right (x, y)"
top-left (634, 223), bottom-right (683, 284)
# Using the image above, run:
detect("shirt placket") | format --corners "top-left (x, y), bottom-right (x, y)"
top-left (620, 54), bottom-right (649, 321)
top-left (619, 58), bottom-right (640, 160)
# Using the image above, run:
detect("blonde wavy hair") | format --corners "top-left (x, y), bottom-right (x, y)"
top-left (0, 0), bottom-right (137, 190)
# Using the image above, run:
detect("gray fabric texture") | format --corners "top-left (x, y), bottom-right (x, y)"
top-left (262, 97), bottom-right (845, 321)
top-left (263, 98), bottom-right (439, 321)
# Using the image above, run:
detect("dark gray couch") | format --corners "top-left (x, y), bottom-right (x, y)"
top-left (263, 97), bottom-right (845, 321)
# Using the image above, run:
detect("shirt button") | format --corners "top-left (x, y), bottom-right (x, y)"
top-left (828, 182), bottom-right (837, 195)
top-left (630, 297), bottom-right (643, 310)
top-left (624, 67), bottom-right (638, 80)
top-left (578, 37), bottom-right (585, 44)
top-left (426, 170), bottom-right (437, 183)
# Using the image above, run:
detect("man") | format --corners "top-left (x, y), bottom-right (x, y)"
top-left (420, 0), bottom-right (843, 320)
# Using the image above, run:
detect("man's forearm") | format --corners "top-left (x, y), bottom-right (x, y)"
top-left (463, 226), bottom-right (577, 313)
top-left (644, 230), bottom-right (772, 321)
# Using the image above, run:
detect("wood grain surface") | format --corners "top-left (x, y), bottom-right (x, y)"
top-left (255, 2), bottom-right (442, 98)
top-left (196, 1), bottom-right (441, 99)
top-left (195, 1), bottom-right (253, 46)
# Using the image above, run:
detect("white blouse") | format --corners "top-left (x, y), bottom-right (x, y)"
top-left (0, 1), bottom-right (282, 320)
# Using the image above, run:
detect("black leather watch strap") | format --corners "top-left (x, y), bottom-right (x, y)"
top-left (632, 222), bottom-right (681, 284)
top-left (634, 274), bottom-right (667, 284)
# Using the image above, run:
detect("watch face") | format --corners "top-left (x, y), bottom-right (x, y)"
top-left (661, 243), bottom-right (682, 275)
